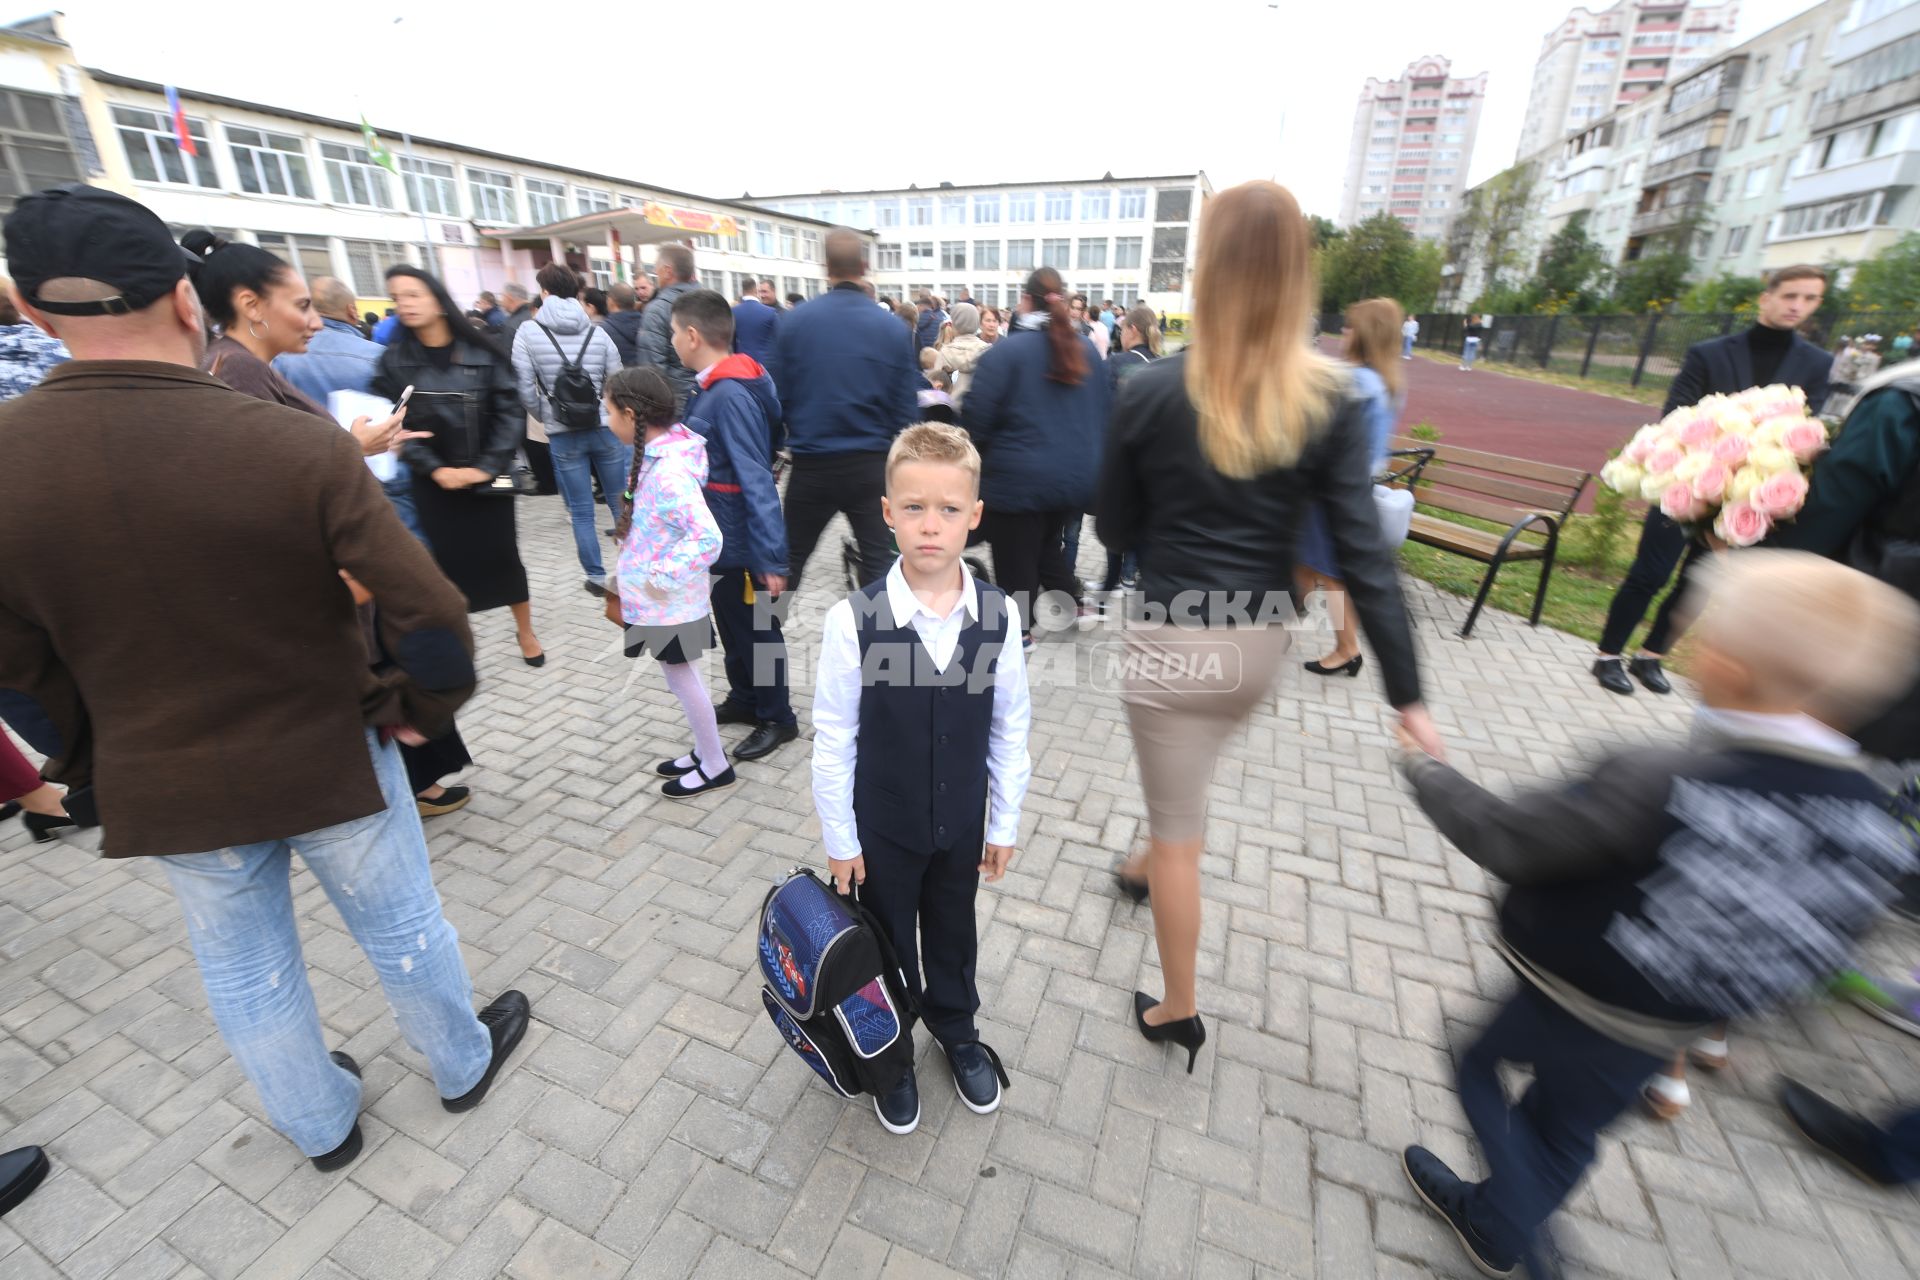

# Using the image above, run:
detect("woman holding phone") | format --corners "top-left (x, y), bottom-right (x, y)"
top-left (184, 232), bottom-right (479, 816)
top-left (376, 265), bottom-right (544, 667)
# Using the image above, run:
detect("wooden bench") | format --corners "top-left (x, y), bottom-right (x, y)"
top-left (1384, 437), bottom-right (1591, 638)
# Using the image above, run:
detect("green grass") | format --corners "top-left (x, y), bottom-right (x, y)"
top-left (1396, 501), bottom-right (1695, 672)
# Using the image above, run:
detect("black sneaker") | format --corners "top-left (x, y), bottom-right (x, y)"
top-left (1592, 657), bottom-right (1634, 696)
top-left (1403, 1145), bottom-right (1517, 1278)
top-left (1780, 1080), bottom-right (1901, 1185)
top-left (943, 1040), bottom-right (1009, 1115)
top-left (873, 1064), bottom-right (920, 1135)
top-left (312, 1052), bottom-right (363, 1172)
top-left (1629, 656), bottom-right (1672, 694)
top-left (442, 991), bottom-right (531, 1113)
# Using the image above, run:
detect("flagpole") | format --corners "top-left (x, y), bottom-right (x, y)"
top-left (398, 126), bottom-right (438, 276)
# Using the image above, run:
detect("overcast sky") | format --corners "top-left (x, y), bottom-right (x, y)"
top-left (43, 0), bottom-right (1812, 218)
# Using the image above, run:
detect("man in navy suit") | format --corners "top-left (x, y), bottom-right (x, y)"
top-left (731, 279), bottom-right (779, 367)
top-left (1592, 265), bottom-right (1833, 695)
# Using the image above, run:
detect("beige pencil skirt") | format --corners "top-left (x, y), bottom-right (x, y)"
top-left (1120, 622), bottom-right (1293, 842)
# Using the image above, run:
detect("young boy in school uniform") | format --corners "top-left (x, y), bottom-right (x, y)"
top-left (670, 288), bottom-right (798, 763)
top-left (1393, 550), bottom-right (1920, 1279)
top-left (811, 423), bottom-right (1032, 1135)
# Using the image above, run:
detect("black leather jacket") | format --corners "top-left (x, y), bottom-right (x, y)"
top-left (1096, 352), bottom-right (1423, 707)
top-left (375, 335), bottom-right (523, 478)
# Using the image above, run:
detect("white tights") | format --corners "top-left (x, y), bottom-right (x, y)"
top-left (660, 660), bottom-right (728, 785)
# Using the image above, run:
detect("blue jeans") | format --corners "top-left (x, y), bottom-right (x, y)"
top-left (1402, 334), bottom-right (1415, 358)
top-left (383, 472), bottom-right (428, 547)
top-left (1885, 1107), bottom-right (1920, 1183)
top-left (1061, 513), bottom-right (1084, 578)
top-left (161, 730), bottom-right (491, 1156)
top-left (1462, 336), bottom-right (1481, 368)
top-left (1456, 986), bottom-right (1664, 1272)
top-left (549, 426), bottom-right (633, 580)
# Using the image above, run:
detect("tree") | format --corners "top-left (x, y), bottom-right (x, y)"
top-left (1319, 213), bottom-right (1443, 314)
top-left (1448, 163), bottom-right (1540, 303)
top-left (1308, 214), bottom-right (1344, 250)
top-left (1531, 212), bottom-right (1612, 311)
top-left (1680, 271), bottom-right (1766, 315)
top-left (1611, 247), bottom-right (1692, 313)
top-left (1847, 232), bottom-right (1920, 312)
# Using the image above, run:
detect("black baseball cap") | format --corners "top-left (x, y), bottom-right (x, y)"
top-left (4, 184), bottom-right (198, 316)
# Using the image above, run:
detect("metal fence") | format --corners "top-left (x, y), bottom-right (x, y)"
top-left (1312, 311), bottom-right (1920, 402)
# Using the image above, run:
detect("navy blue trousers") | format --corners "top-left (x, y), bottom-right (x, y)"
top-left (855, 823), bottom-right (983, 1050)
top-left (710, 568), bottom-right (795, 727)
top-left (1457, 985), bottom-right (1665, 1271)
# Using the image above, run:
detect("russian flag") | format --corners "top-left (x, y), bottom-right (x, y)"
top-left (164, 86), bottom-right (196, 157)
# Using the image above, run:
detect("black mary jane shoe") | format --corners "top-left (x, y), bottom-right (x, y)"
top-left (1303, 653), bottom-right (1364, 677)
top-left (661, 762), bottom-right (738, 800)
top-left (1629, 656), bottom-right (1672, 694)
top-left (656, 752), bottom-right (701, 779)
top-left (1133, 991), bottom-right (1207, 1073)
top-left (1592, 656), bottom-right (1634, 695)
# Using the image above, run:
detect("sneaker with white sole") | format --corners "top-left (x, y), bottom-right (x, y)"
top-left (873, 1065), bottom-right (920, 1135)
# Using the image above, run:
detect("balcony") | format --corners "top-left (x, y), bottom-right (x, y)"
top-left (1662, 85), bottom-right (1740, 131)
top-left (1811, 71), bottom-right (1920, 134)
top-left (1630, 200), bottom-right (1702, 237)
top-left (1644, 145), bottom-right (1720, 184)
top-left (1783, 149), bottom-right (1920, 205)
top-left (1622, 65), bottom-right (1668, 82)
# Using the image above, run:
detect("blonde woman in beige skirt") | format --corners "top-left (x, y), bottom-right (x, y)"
top-left (1094, 181), bottom-right (1445, 1072)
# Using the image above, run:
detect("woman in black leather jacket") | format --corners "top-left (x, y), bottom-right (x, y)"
top-left (1095, 181), bottom-right (1442, 1070)
top-left (377, 266), bottom-right (543, 666)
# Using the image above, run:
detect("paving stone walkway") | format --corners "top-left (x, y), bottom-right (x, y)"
top-left (2, 496), bottom-right (1917, 1279)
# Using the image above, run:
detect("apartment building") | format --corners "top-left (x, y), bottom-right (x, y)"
top-left (1770, 0), bottom-right (1920, 268)
top-left (1516, 0), bottom-right (1742, 161)
top-left (749, 174), bottom-right (1213, 314)
top-left (1337, 56), bottom-right (1487, 239)
top-left (0, 15), bottom-right (856, 311)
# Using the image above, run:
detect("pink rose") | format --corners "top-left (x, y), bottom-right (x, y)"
top-left (1752, 469), bottom-right (1809, 518)
top-left (1678, 415), bottom-right (1718, 449)
top-left (1711, 434), bottom-right (1749, 467)
top-left (1755, 399), bottom-right (1801, 422)
top-left (1647, 447), bottom-right (1683, 475)
top-left (1782, 420), bottom-right (1828, 462)
top-left (1689, 463), bottom-right (1731, 504)
top-left (1659, 483), bottom-right (1707, 524)
top-left (1715, 501), bottom-right (1772, 548)
top-left (1623, 435), bottom-right (1653, 464)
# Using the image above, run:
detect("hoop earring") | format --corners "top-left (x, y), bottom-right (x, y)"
top-left (247, 318), bottom-right (267, 340)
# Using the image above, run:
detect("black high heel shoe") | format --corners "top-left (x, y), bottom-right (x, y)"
top-left (1133, 991), bottom-right (1207, 1074)
top-left (1303, 653), bottom-right (1363, 677)
top-left (1113, 868), bottom-right (1149, 905)
top-left (22, 811), bottom-right (74, 844)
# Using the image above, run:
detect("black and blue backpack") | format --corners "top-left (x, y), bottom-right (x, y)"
top-left (757, 868), bottom-right (916, 1099)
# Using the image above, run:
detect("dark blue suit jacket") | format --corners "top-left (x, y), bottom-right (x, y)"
top-left (1661, 328), bottom-right (1833, 416)
top-left (731, 299), bottom-right (778, 368)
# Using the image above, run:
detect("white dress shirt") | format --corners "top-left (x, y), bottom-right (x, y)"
top-left (812, 558), bottom-right (1032, 862)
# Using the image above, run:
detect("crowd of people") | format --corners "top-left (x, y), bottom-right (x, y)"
top-left (0, 176), bottom-right (1916, 1280)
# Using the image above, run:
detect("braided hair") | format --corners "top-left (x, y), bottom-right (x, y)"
top-left (607, 366), bottom-right (679, 542)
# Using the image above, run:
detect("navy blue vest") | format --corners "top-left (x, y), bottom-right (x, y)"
top-left (851, 577), bottom-right (1008, 854)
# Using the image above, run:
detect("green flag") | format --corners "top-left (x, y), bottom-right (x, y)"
top-left (359, 116), bottom-right (399, 174)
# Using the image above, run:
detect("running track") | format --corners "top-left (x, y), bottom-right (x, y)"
top-left (1318, 340), bottom-right (1656, 473)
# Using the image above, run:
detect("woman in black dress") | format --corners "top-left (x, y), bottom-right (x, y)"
top-left (376, 266), bottom-right (544, 666)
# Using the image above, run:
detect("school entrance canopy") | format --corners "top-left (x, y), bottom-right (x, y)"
top-left (474, 204), bottom-right (742, 281)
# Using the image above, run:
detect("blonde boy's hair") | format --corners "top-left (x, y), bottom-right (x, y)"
top-left (886, 423), bottom-right (981, 493)
top-left (1690, 550), bottom-right (1920, 727)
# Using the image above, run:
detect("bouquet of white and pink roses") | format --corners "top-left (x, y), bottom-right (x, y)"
top-left (1599, 383), bottom-right (1829, 547)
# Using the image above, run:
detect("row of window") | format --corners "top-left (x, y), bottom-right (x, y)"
top-left (111, 103), bottom-right (828, 263)
top-left (881, 283), bottom-right (1150, 309)
top-left (874, 235), bottom-right (1152, 273)
top-left (763, 187), bottom-right (1190, 229)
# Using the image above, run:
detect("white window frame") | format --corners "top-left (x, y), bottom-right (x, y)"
top-left (525, 177), bottom-right (567, 224)
top-left (114, 105), bottom-right (217, 189)
top-left (972, 193), bottom-right (1001, 223)
top-left (320, 141), bottom-right (392, 209)
top-left (940, 195), bottom-right (966, 225)
top-left (1080, 189), bottom-right (1111, 220)
top-left (576, 187), bottom-right (613, 214)
top-left (1007, 192), bottom-right (1036, 223)
top-left (468, 167), bottom-right (516, 223)
top-left (974, 241), bottom-right (1001, 270)
top-left (1007, 239), bottom-right (1036, 271)
top-left (1043, 190), bottom-right (1073, 221)
top-left (876, 243), bottom-right (902, 271)
top-left (940, 241), bottom-right (966, 271)
top-left (1076, 238), bottom-right (1108, 269)
top-left (400, 155), bottom-right (459, 217)
top-left (227, 126), bottom-right (312, 200)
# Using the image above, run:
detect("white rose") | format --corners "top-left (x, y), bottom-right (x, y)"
top-left (1727, 465), bottom-right (1765, 505)
top-left (1640, 470), bottom-right (1675, 502)
top-left (1601, 458), bottom-right (1645, 493)
top-left (1747, 445), bottom-right (1796, 476)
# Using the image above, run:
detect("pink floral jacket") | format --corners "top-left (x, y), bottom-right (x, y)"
top-left (616, 423), bottom-right (722, 627)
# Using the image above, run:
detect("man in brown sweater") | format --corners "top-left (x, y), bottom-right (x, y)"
top-left (0, 186), bottom-right (529, 1172)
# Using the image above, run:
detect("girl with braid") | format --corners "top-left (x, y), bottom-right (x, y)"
top-left (602, 367), bottom-right (731, 798)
